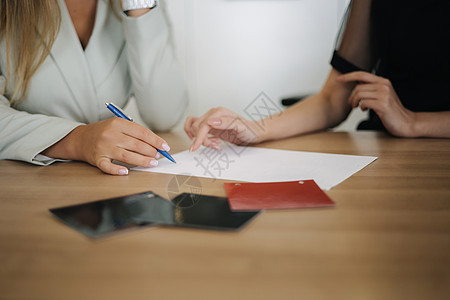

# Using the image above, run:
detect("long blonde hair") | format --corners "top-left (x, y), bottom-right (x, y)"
top-left (0, 1), bottom-right (121, 103)
top-left (0, 0), bottom-right (61, 102)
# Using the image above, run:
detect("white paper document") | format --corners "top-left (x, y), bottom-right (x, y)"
top-left (133, 145), bottom-right (377, 190)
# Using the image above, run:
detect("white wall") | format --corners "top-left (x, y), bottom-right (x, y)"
top-left (129, 0), bottom-right (366, 132)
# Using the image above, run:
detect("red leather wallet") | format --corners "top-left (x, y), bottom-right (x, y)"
top-left (224, 180), bottom-right (335, 211)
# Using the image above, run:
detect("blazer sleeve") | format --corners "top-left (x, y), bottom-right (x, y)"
top-left (122, 4), bottom-right (188, 132)
top-left (0, 77), bottom-right (82, 165)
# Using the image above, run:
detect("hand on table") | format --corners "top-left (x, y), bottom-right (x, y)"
top-left (337, 71), bottom-right (416, 137)
top-left (43, 118), bottom-right (170, 175)
top-left (184, 107), bottom-right (263, 152)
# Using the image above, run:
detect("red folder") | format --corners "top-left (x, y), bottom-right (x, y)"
top-left (224, 180), bottom-right (335, 211)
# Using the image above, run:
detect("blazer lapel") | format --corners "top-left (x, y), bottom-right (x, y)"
top-left (85, 0), bottom-right (125, 89)
top-left (49, 0), bottom-right (100, 123)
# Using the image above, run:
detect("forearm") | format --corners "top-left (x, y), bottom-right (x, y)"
top-left (258, 70), bottom-right (352, 142)
top-left (259, 94), bottom-right (347, 142)
top-left (412, 111), bottom-right (450, 138)
top-left (0, 97), bottom-right (82, 164)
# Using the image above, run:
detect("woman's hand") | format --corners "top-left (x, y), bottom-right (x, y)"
top-left (337, 71), bottom-right (416, 137)
top-left (184, 107), bottom-right (264, 152)
top-left (43, 118), bottom-right (171, 175)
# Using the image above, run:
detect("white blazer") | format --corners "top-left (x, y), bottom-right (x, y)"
top-left (0, 0), bottom-right (188, 165)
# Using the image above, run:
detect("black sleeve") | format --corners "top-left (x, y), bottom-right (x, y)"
top-left (330, 0), bottom-right (376, 74)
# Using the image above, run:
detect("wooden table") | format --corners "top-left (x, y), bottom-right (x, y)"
top-left (1, 131), bottom-right (449, 300)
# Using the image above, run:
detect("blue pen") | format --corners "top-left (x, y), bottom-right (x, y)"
top-left (105, 102), bottom-right (176, 164)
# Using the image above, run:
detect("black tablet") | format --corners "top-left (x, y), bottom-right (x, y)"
top-left (50, 191), bottom-right (260, 238)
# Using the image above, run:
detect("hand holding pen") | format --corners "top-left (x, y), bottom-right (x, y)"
top-left (97, 100), bottom-right (176, 175)
top-left (105, 102), bottom-right (176, 164)
top-left (41, 103), bottom-right (174, 176)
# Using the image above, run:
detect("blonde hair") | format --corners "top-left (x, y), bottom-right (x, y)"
top-left (0, 1), bottom-right (120, 103)
top-left (0, 0), bottom-right (61, 102)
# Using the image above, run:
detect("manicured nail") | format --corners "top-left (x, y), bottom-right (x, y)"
top-left (150, 160), bottom-right (158, 167)
top-left (162, 143), bottom-right (170, 151)
top-left (118, 168), bottom-right (128, 175)
top-left (208, 118), bottom-right (222, 126)
top-left (155, 152), bottom-right (161, 159)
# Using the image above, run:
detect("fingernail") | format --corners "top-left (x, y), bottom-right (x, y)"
top-left (208, 118), bottom-right (222, 126)
top-left (150, 160), bottom-right (158, 167)
top-left (155, 152), bottom-right (160, 159)
top-left (118, 168), bottom-right (128, 175)
top-left (162, 143), bottom-right (170, 151)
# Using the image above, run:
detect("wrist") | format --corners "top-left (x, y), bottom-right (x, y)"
top-left (254, 112), bottom-right (282, 143)
top-left (253, 119), bottom-right (272, 144)
top-left (66, 125), bottom-right (88, 161)
top-left (42, 125), bottom-right (86, 161)
top-left (408, 112), bottom-right (419, 137)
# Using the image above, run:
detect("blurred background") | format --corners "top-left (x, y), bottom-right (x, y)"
top-left (128, 0), bottom-right (366, 132)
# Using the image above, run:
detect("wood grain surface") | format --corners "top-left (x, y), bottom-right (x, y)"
top-left (1, 131), bottom-right (449, 300)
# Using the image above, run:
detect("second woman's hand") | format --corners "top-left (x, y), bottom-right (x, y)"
top-left (337, 71), bottom-right (417, 137)
top-left (184, 107), bottom-right (265, 152)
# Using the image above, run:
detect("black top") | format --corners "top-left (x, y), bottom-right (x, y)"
top-left (331, 0), bottom-right (450, 131)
